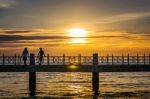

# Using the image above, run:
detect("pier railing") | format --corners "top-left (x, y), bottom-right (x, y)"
top-left (0, 54), bottom-right (150, 65)
top-left (0, 53), bottom-right (150, 97)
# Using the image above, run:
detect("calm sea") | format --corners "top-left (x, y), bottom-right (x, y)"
top-left (1, 72), bottom-right (150, 99)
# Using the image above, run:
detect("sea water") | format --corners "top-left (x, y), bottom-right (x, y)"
top-left (0, 72), bottom-right (150, 99)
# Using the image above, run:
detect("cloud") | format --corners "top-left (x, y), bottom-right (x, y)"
top-left (0, 42), bottom-right (62, 48)
top-left (0, 35), bottom-right (69, 41)
top-left (0, 0), bottom-right (16, 8)
top-left (94, 12), bottom-right (150, 24)
top-left (0, 34), bottom-right (149, 42)
top-left (0, 34), bottom-right (68, 47)
top-left (0, 29), bottom-right (65, 36)
top-left (0, 28), bottom-right (150, 42)
top-left (0, 30), bottom-right (33, 34)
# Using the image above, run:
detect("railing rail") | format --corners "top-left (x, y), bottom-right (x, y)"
top-left (0, 54), bottom-right (150, 65)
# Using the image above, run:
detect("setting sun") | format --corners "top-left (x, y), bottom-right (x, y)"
top-left (67, 28), bottom-right (87, 37)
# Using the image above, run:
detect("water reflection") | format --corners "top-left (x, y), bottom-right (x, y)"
top-left (93, 95), bottom-right (99, 99)
top-left (68, 65), bottom-right (78, 69)
top-left (1, 72), bottom-right (150, 98)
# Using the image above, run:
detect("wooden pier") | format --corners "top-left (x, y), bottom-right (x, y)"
top-left (0, 53), bottom-right (150, 97)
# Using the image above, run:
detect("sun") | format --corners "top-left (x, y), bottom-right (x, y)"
top-left (67, 28), bottom-right (87, 37)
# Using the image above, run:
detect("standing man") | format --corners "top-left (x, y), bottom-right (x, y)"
top-left (22, 48), bottom-right (29, 65)
top-left (38, 48), bottom-right (45, 65)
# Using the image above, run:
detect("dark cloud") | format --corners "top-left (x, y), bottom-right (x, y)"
top-left (142, 34), bottom-right (150, 37)
top-left (0, 42), bottom-right (62, 48)
top-left (1, 33), bottom-right (150, 42)
top-left (124, 31), bottom-right (150, 34)
top-left (0, 35), bottom-right (69, 41)
top-left (0, 30), bottom-right (33, 34)
top-left (0, 34), bottom-right (130, 42)
top-left (87, 36), bottom-right (129, 38)
top-left (0, 30), bottom-right (66, 35)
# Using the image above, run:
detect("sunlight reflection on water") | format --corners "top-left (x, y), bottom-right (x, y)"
top-left (1, 72), bottom-right (150, 98)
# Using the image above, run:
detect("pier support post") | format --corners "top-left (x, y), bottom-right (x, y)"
top-left (29, 54), bottom-right (36, 97)
top-left (92, 53), bottom-right (99, 95)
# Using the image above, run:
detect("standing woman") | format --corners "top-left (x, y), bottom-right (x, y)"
top-left (38, 48), bottom-right (45, 65)
top-left (22, 48), bottom-right (29, 65)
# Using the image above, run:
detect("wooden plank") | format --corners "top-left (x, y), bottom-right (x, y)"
top-left (0, 64), bottom-right (150, 72)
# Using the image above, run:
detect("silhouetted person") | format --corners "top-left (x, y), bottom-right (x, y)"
top-left (22, 48), bottom-right (29, 65)
top-left (38, 48), bottom-right (45, 65)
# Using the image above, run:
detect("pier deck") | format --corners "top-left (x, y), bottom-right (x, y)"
top-left (0, 64), bottom-right (150, 72)
top-left (0, 53), bottom-right (150, 97)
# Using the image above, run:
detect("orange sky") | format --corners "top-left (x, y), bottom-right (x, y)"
top-left (0, 29), bottom-right (150, 55)
top-left (0, 0), bottom-right (150, 55)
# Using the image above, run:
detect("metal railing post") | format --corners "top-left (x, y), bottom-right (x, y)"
top-left (122, 54), bottom-right (124, 65)
top-left (107, 54), bottom-right (109, 64)
top-left (3, 54), bottom-right (5, 65)
top-left (14, 54), bottom-right (16, 65)
top-left (47, 54), bottom-right (49, 65)
top-left (112, 54), bottom-right (114, 65)
top-left (137, 54), bottom-right (139, 65)
top-left (128, 54), bottom-right (129, 65)
top-left (144, 54), bottom-right (145, 65)
top-left (149, 54), bottom-right (150, 65)
top-left (63, 54), bottom-right (65, 65)
top-left (78, 54), bottom-right (81, 65)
